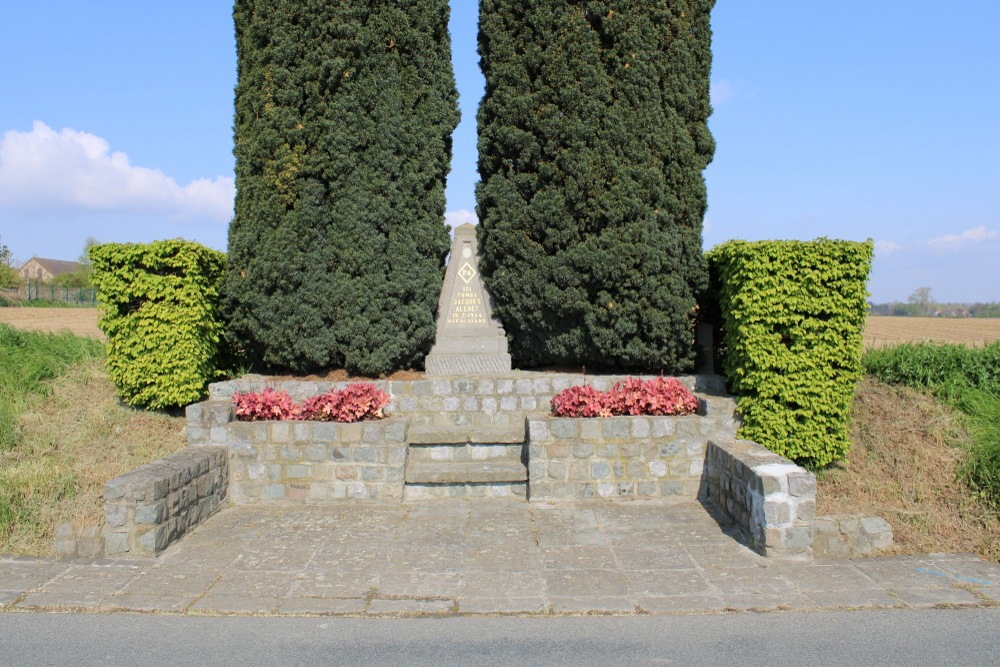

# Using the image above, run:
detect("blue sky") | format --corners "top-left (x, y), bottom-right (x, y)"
top-left (1, 1), bottom-right (997, 303)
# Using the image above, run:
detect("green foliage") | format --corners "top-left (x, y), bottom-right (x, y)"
top-left (863, 342), bottom-right (1000, 508)
top-left (476, 1), bottom-right (714, 371)
top-left (708, 239), bottom-right (874, 468)
top-left (0, 324), bottom-right (103, 452)
top-left (224, 0), bottom-right (459, 375)
top-left (863, 342), bottom-right (1000, 394)
top-left (0, 233), bottom-right (19, 288)
top-left (89, 240), bottom-right (227, 409)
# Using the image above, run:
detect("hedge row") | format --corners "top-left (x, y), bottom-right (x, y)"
top-left (707, 239), bottom-right (874, 468)
top-left (89, 241), bottom-right (227, 410)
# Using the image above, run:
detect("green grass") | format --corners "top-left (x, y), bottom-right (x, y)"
top-left (863, 341), bottom-right (1000, 511)
top-left (0, 324), bottom-right (104, 549)
top-left (0, 323), bottom-right (103, 452)
top-left (0, 297), bottom-right (96, 308)
top-left (863, 341), bottom-right (1000, 394)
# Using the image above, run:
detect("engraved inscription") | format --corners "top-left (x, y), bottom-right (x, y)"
top-left (446, 284), bottom-right (487, 326)
top-left (458, 262), bottom-right (476, 284)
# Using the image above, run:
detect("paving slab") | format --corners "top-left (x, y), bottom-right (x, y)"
top-left (1, 501), bottom-right (998, 617)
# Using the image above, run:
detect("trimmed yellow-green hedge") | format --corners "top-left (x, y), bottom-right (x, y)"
top-left (90, 240), bottom-right (227, 410)
top-left (707, 239), bottom-right (873, 468)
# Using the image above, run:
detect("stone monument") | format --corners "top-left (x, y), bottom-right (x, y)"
top-left (425, 223), bottom-right (512, 376)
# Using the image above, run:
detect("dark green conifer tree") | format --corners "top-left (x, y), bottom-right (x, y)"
top-left (477, 1), bottom-right (715, 372)
top-left (225, 0), bottom-right (459, 374)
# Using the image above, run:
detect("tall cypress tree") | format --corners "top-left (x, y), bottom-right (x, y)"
top-left (226, 0), bottom-right (459, 375)
top-left (477, 1), bottom-right (715, 372)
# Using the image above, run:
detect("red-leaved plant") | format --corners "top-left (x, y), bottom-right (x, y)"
top-left (233, 382), bottom-right (390, 423)
top-left (550, 384), bottom-right (611, 418)
top-left (606, 377), bottom-right (699, 416)
top-left (297, 383), bottom-right (390, 423)
top-left (550, 377), bottom-right (698, 418)
top-left (232, 387), bottom-right (299, 422)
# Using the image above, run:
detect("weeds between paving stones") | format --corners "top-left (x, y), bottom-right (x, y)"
top-left (817, 378), bottom-right (999, 562)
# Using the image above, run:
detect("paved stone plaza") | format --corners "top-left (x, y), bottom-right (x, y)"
top-left (2, 500), bottom-right (998, 616)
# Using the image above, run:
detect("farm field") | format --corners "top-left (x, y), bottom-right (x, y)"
top-left (2, 309), bottom-right (998, 349)
top-left (0, 307), bottom-right (103, 340)
top-left (864, 316), bottom-right (1000, 349)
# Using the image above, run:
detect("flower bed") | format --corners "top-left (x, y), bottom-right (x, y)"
top-left (232, 382), bottom-right (390, 422)
top-left (550, 377), bottom-right (698, 418)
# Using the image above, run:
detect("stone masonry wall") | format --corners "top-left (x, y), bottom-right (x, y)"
top-left (199, 374), bottom-right (728, 433)
top-left (222, 419), bottom-right (409, 504)
top-left (103, 446), bottom-right (228, 558)
top-left (703, 438), bottom-right (816, 559)
top-left (526, 415), bottom-right (736, 501)
top-left (814, 514), bottom-right (893, 558)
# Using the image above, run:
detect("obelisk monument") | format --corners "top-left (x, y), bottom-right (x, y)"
top-left (425, 223), bottom-right (512, 376)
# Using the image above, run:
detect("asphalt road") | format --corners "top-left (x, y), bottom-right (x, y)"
top-left (1, 608), bottom-right (998, 666)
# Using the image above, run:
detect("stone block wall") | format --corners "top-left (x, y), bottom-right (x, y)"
top-left (526, 415), bottom-right (736, 501)
top-left (703, 438), bottom-right (816, 559)
top-left (814, 514), bottom-right (893, 558)
top-left (53, 523), bottom-right (105, 559)
top-left (222, 419), bottom-right (409, 504)
top-left (199, 374), bottom-right (730, 434)
top-left (103, 446), bottom-right (228, 558)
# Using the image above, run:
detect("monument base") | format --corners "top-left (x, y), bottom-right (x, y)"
top-left (424, 353), bottom-right (512, 377)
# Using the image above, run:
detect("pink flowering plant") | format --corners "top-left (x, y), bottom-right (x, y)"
top-left (551, 377), bottom-right (698, 418)
top-left (232, 382), bottom-right (390, 423)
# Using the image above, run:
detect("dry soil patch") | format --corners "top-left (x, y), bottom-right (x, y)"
top-left (0, 307), bottom-right (103, 340)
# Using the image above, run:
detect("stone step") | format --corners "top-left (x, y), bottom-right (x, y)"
top-left (408, 443), bottom-right (525, 463)
top-left (404, 482), bottom-right (528, 501)
top-left (699, 395), bottom-right (738, 418)
top-left (406, 460), bottom-right (528, 484)
top-left (407, 424), bottom-right (526, 445)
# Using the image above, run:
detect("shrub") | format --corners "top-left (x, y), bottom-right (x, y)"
top-left (225, 1), bottom-right (459, 375)
top-left (233, 383), bottom-right (390, 423)
top-left (232, 387), bottom-right (298, 422)
top-left (551, 377), bottom-right (698, 418)
top-left (477, 1), bottom-right (714, 371)
top-left (89, 240), bottom-right (227, 410)
top-left (707, 239), bottom-right (873, 468)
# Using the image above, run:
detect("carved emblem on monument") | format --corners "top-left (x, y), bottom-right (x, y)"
top-left (425, 223), bottom-right (512, 376)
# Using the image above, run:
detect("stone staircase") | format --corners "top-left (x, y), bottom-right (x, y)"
top-left (403, 424), bottom-right (528, 500)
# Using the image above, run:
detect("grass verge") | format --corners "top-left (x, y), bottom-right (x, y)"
top-left (818, 378), bottom-right (998, 562)
top-left (0, 325), bottom-right (186, 555)
top-left (863, 341), bottom-right (1000, 512)
top-left (0, 324), bottom-right (103, 451)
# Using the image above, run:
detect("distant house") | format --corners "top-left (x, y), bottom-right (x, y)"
top-left (18, 257), bottom-right (84, 283)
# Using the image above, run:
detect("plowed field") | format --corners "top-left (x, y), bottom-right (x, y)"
top-left (0, 307), bottom-right (103, 340)
top-left (2, 308), bottom-right (998, 350)
top-left (864, 316), bottom-right (1000, 349)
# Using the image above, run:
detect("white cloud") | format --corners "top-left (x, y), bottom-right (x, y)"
top-left (874, 240), bottom-right (900, 255)
top-left (0, 121), bottom-right (233, 221)
top-left (445, 209), bottom-right (478, 230)
top-left (927, 225), bottom-right (999, 251)
top-left (710, 80), bottom-right (735, 106)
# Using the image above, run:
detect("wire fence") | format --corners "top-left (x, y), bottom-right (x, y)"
top-left (1, 282), bottom-right (97, 306)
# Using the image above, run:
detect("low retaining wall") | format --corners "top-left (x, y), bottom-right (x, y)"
top-left (703, 438), bottom-right (816, 559)
top-left (222, 419), bottom-right (409, 504)
top-left (103, 446), bottom-right (228, 558)
top-left (200, 374), bottom-right (728, 431)
top-left (814, 514), bottom-right (893, 558)
top-left (526, 416), bottom-right (730, 501)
